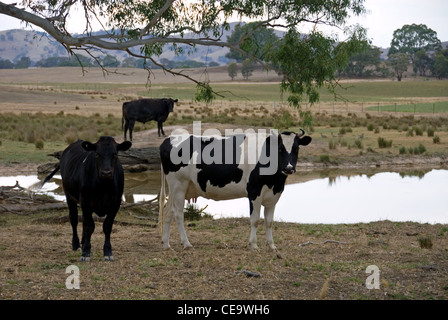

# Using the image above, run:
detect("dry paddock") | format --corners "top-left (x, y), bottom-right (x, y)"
top-left (1, 213), bottom-right (447, 300)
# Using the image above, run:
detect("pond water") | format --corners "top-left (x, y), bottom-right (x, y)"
top-left (1, 169), bottom-right (447, 225)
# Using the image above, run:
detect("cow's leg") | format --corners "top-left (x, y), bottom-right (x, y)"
top-left (158, 121), bottom-right (165, 137)
top-left (102, 213), bottom-right (116, 261)
top-left (173, 194), bottom-right (193, 250)
top-left (80, 210), bottom-right (95, 262)
top-left (162, 195), bottom-right (174, 250)
top-left (264, 205), bottom-right (277, 251)
top-left (249, 199), bottom-right (262, 251)
top-left (167, 182), bottom-right (192, 250)
top-left (128, 120), bottom-right (135, 141)
top-left (123, 119), bottom-right (129, 140)
top-left (67, 198), bottom-right (80, 251)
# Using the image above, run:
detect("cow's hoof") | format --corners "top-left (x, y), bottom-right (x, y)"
top-left (183, 243), bottom-right (194, 250)
top-left (104, 255), bottom-right (114, 262)
top-left (250, 244), bottom-right (260, 252)
top-left (80, 256), bottom-right (90, 262)
top-left (163, 244), bottom-right (171, 250)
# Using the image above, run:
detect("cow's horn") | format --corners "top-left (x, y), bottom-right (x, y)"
top-left (297, 129), bottom-right (305, 138)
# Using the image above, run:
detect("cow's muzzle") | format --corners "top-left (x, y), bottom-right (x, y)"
top-left (100, 170), bottom-right (114, 180)
top-left (281, 164), bottom-right (295, 175)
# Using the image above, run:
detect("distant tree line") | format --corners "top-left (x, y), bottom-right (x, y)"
top-left (0, 54), bottom-right (218, 69)
top-left (0, 56), bottom-right (31, 69)
top-left (225, 22), bottom-right (448, 81)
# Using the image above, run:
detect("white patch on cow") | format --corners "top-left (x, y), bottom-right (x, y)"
top-left (281, 133), bottom-right (296, 153)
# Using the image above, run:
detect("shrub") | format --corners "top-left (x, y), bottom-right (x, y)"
top-left (414, 126), bottom-right (423, 136)
top-left (433, 136), bottom-right (441, 144)
top-left (184, 203), bottom-right (211, 221)
top-left (329, 140), bottom-right (337, 150)
top-left (399, 146), bottom-right (407, 154)
top-left (378, 137), bottom-right (392, 148)
top-left (408, 144), bottom-right (426, 155)
top-left (427, 127), bottom-right (435, 137)
top-left (418, 236), bottom-right (433, 249)
top-left (417, 143), bottom-right (426, 154)
top-left (35, 139), bottom-right (44, 149)
top-left (318, 154), bottom-right (331, 163)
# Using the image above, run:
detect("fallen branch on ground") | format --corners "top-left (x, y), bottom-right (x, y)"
top-left (298, 240), bottom-right (347, 247)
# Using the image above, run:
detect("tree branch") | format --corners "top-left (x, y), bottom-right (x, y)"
top-left (139, 0), bottom-right (176, 37)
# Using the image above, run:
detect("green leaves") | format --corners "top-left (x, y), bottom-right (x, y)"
top-left (194, 83), bottom-right (215, 105)
top-left (272, 27), bottom-right (368, 109)
top-left (389, 24), bottom-right (442, 59)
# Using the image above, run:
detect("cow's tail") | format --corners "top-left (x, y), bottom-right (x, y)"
top-left (158, 164), bottom-right (166, 231)
top-left (30, 164), bottom-right (60, 191)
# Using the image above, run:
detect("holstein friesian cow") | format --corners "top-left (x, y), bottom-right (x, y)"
top-left (159, 129), bottom-right (311, 251)
top-left (122, 98), bottom-right (178, 140)
top-left (41, 137), bottom-right (132, 261)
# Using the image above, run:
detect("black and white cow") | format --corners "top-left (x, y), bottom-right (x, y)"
top-left (159, 129), bottom-right (311, 251)
top-left (122, 98), bottom-right (178, 140)
top-left (41, 137), bottom-right (132, 261)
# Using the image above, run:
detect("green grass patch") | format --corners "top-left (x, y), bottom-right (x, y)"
top-left (366, 101), bottom-right (448, 113)
top-left (136, 80), bottom-right (448, 103)
top-left (328, 80), bottom-right (448, 102)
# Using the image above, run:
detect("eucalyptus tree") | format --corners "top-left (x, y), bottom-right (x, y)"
top-left (0, 0), bottom-right (369, 109)
top-left (388, 24), bottom-right (442, 63)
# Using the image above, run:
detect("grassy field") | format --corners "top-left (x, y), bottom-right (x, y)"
top-left (366, 101), bottom-right (448, 113)
top-left (7, 78), bottom-right (448, 104)
top-left (0, 68), bottom-right (448, 301)
top-left (0, 68), bottom-right (447, 166)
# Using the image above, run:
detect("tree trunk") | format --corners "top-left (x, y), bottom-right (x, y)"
top-left (38, 147), bottom-right (161, 174)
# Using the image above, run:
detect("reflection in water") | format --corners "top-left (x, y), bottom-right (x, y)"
top-left (276, 169), bottom-right (448, 224)
top-left (1, 169), bottom-right (447, 224)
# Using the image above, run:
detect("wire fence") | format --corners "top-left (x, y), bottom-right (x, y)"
top-left (191, 99), bottom-right (448, 116)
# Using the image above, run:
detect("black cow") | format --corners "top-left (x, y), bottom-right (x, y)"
top-left (41, 137), bottom-right (132, 261)
top-left (122, 98), bottom-right (178, 140)
top-left (159, 129), bottom-right (311, 251)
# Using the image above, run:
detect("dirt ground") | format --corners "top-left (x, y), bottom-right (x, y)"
top-left (1, 212), bottom-right (447, 300)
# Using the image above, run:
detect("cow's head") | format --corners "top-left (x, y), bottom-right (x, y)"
top-left (278, 130), bottom-right (312, 176)
top-left (82, 137), bottom-right (132, 180)
top-left (164, 98), bottom-right (178, 113)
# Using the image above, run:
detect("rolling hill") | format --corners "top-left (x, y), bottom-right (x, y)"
top-left (0, 24), bottom-right (240, 66)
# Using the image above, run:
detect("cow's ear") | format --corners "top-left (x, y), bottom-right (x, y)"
top-left (298, 136), bottom-right (312, 146)
top-left (173, 99), bottom-right (178, 103)
top-left (118, 141), bottom-right (132, 152)
top-left (81, 141), bottom-right (96, 151)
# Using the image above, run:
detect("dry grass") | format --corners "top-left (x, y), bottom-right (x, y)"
top-left (1, 67), bottom-right (448, 301)
top-left (1, 211), bottom-right (447, 300)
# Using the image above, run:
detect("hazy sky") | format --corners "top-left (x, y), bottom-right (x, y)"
top-left (0, 0), bottom-right (447, 48)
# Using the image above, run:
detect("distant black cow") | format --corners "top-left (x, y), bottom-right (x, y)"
top-left (41, 137), bottom-right (132, 261)
top-left (122, 98), bottom-right (178, 140)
